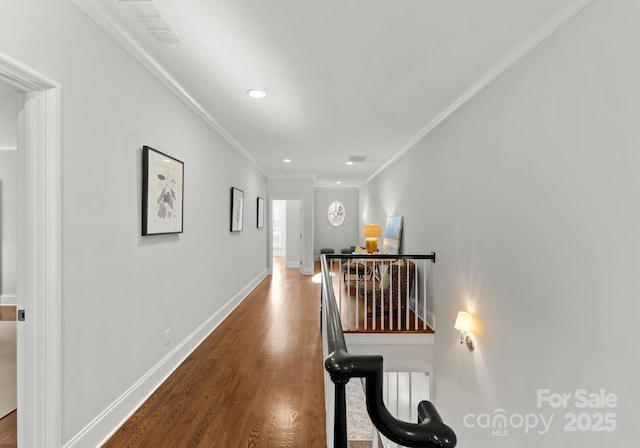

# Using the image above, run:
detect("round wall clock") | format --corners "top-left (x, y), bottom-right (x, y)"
top-left (327, 201), bottom-right (346, 227)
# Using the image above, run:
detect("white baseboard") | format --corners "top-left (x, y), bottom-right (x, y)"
top-left (0, 294), bottom-right (17, 305)
top-left (63, 269), bottom-right (268, 448)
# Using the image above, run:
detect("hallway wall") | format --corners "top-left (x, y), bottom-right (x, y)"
top-left (360, 1), bottom-right (638, 446)
top-left (1, 0), bottom-right (266, 444)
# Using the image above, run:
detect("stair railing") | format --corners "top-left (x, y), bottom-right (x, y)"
top-left (321, 254), bottom-right (456, 448)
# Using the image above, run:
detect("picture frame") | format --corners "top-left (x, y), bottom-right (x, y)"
top-left (257, 197), bottom-right (265, 229)
top-left (142, 145), bottom-right (184, 236)
top-left (230, 187), bottom-right (244, 232)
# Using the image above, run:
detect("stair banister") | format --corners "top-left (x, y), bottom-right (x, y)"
top-left (321, 254), bottom-right (456, 448)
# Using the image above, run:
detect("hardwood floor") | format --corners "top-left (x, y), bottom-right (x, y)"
top-left (0, 411), bottom-right (17, 448)
top-left (104, 258), bottom-right (326, 447)
top-left (0, 306), bottom-right (16, 321)
top-left (0, 306), bottom-right (17, 448)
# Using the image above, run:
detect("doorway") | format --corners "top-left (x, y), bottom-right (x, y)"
top-left (0, 53), bottom-right (62, 447)
top-left (0, 79), bottom-right (18, 444)
top-left (270, 199), bottom-right (303, 273)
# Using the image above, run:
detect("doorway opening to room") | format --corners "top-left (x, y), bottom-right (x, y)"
top-left (271, 199), bottom-right (302, 274)
top-left (0, 53), bottom-right (62, 447)
top-left (0, 79), bottom-right (18, 446)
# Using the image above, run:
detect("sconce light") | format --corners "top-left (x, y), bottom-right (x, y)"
top-left (363, 224), bottom-right (382, 253)
top-left (454, 311), bottom-right (474, 350)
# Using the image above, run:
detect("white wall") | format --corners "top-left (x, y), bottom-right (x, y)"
top-left (1, 0), bottom-right (267, 444)
top-left (267, 176), bottom-right (315, 274)
top-left (360, 1), bottom-right (638, 446)
top-left (0, 83), bottom-right (17, 303)
top-left (314, 188), bottom-right (359, 256)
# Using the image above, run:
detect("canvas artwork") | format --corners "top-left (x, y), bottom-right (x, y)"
top-left (142, 146), bottom-right (184, 235)
top-left (382, 216), bottom-right (403, 255)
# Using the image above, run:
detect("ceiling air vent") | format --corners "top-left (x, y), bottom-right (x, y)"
top-left (119, 0), bottom-right (180, 44)
top-left (348, 155), bottom-right (367, 163)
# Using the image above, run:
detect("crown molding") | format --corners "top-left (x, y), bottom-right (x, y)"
top-left (314, 187), bottom-right (359, 192)
top-left (267, 173), bottom-right (317, 180)
top-left (71, 0), bottom-right (265, 176)
top-left (366, 0), bottom-right (595, 185)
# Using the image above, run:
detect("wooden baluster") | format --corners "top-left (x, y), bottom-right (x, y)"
top-left (423, 260), bottom-right (427, 330)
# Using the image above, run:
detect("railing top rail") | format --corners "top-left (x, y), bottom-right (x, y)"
top-left (326, 252), bottom-right (436, 262)
top-left (321, 254), bottom-right (456, 448)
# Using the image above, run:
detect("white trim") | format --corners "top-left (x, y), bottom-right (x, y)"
top-left (71, 0), bottom-right (265, 175)
top-left (0, 51), bottom-right (62, 448)
top-left (0, 295), bottom-right (17, 305)
top-left (314, 186), bottom-right (359, 192)
top-left (0, 144), bottom-right (17, 151)
top-left (64, 269), bottom-right (268, 448)
top-left (366, 0), bottom-right (595, 184)
top-left (267, 173), bottom-right (317, 181)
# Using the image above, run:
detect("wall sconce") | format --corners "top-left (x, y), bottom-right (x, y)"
top-left (454, 311), bottom-right (474, 350)
top-left (363, 224), bottom-right (382, 253)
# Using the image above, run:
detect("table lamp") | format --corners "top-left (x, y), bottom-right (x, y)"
top-left (364, 224), bottom-right (382, 253)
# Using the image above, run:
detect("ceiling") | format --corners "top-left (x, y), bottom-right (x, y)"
top-left (73, 0), bottom-right (591, 188)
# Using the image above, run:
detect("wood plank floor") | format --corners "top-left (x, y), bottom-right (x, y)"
top-left (0, 306), bottom-right (17, 448)
top-left (103, 258), bottom-right (326, 447)
top-left (0, 306), bottom-right (16, 321)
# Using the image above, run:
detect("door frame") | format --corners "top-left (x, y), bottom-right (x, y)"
top-left (268, 197), bottom-right (305, 276)
top-left (0, 53), bottom-right (61, 447)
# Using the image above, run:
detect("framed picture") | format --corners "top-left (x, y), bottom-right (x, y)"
top-left (142, 145), bottom-right (184, 236)
top-left (257, 197), bottom-right (265, 229)
top-left (230, 187), bottom-right (244, 231)
top-left (382, 216), bottom-right (403, 255)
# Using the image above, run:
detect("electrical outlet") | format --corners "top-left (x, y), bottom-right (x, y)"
top-left (164, 329), bottom-right (170, 346)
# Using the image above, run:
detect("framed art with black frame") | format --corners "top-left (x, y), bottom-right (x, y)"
top-left (142, 145), bottom-right (184, 236)
top-left (230, 187), bottom-right (244, 231)
top-left (257, 197), bottom-right (265, 228)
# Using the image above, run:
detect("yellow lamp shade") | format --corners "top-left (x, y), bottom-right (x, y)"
top-left (454, 311), bottom-right (473, 332)
top-left (363, 224), bottom-right (382, 238)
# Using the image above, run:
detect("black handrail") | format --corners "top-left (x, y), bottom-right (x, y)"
top-left (321, 254), bottom-right (456, 448)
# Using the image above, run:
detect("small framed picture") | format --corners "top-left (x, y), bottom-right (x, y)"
top-left (257, 197), bottom-right (265, 228)
top-left (230, 187), bottom-right (244, 232)
top-left (142, 146), bottom-right (184, 236)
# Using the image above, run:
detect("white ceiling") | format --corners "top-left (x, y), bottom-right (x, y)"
top-left (74, 0), bottom-right (592, 188)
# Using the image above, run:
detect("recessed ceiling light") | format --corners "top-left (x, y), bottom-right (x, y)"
top-left (345, 161), bottom-right (354, 165)
top-left (336, 181), bottom-right (342, 184)
top-left (247, 89), bottom-right (267, 99)
top-left (283, 158), bottom-right (292, 163)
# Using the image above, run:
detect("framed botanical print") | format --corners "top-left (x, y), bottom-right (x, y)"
top-left (142, 146), bottom-right (184, 235)
top-left (257, 197), bottom-right (265, 229)
top-left (230, 187), bottom-right (244, 231)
